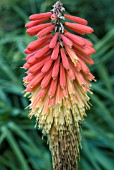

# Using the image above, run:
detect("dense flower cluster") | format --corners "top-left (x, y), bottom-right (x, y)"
top-left (23, 1), bottom-right (95, 169)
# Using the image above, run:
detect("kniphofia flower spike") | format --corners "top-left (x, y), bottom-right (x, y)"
top-left (23, 1), bottom-right (96, 169)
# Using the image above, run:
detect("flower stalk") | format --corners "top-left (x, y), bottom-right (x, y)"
top-left (23, 0), bottom-right (96, 169)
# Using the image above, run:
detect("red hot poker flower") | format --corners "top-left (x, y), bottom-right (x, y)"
top-left (23, 1), bottom-right (96, 169)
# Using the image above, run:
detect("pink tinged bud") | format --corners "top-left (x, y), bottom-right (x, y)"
top-left (79, 59), bottom-right (90, 74)
top-left (29, 12), bottom-right (52, 20)
top-left (27, 34), bottom-right (52, 51)
top-left (28, 55), bottom-right (50, 73)
top-left (35, 45), bottom-right (50, 59)
top-left (49, 32), bottom-right (59, 48)
top-left (48, 97), bottom-right (55, 107)
top-left (64, 32), bottom-right (85, 46)
top-left (48, 78), bottom-right (58, 98)
top-left (37, 25), bottom-right (55, 38)
top-left (60, 48), bottom-right (70, 70)
top-left (51, 42), bottom-right (60, 60)
top-left (60, 34), bottom-right (73, 48)
top-left (26, 23), bottom-right (52, 36)
top-left (52, 57), bottom-right (60, 79)
top-left (60, 63), bottom-right (66, 89)
top-left (64, 44), bottom-right (78, 64)
top-left (41, 69), bottom-right (52, 88)
top-left (64, 14), bottom-right (88, 25)
top-left (64, 22), bottom-right (94, 34)
top-left (25, 18), bottom-right (50, 28)
top-left (51, 14), bottom-right (57, 21)
top-left (41, 57), bottom-right (53, 73)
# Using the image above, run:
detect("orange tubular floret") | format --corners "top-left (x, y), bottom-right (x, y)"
top-left (48, 97), bottom-right (55, 107)
top-left (31, 88), bottom-right (48, 108)
top-left (26, 51), bottom-right (38, 60)
top-left (60, 34), bottom-right (73, 48)
top-left (35, 45), bottom-right (50, 59)
top-left (48, 78), bottom-right (58, 98)
top-left (51, 42), bottom-right (60, 60)
top-left (27, 34), bottom-right (52, 51)
top-left (24, 73), bottom-right (34, 83)
top-left (67, 66), bottom-right (75, 81)
top-left (24, 48), bottom-right (33, 54)
top-left (38, 88), bottom-right (48, 99)
top-left (55, 83), bottom-right (63, 105)
top-left (41, 69), bottom-right (52, 88)
top-left (64, 22), bottom-right (94, 34)
top-left (79, 59), bottom-right (90, 74)
top-left (29, 12), bottom-right (52, 20)
top-left (84, 73), bottom-right (95, 81)
top-left (52, 57), bottom-right (60, 79)
top-left (75, 61), bottom-right (82, 71)
top-left (64, 44), bottom-right (78, 63)
top-left (73, 44), bottom-right (94, 55)
top-left (63, 86), bottom-right (68, 98)
top-left (41, 57), bottom-right (53, 73)
top-left (86, 45), bottom-right (96, 54)
top-left (25, 18), bottom-right (50, 28)
top-left (64, 14), bottom-right (88, 25)
top-left (74, 71), bottom-right (86, 85)
top-left (38, 25), bottom-right (55, 38)
top-left (60, 48), bottom-right (70, 70)
top-left (28, 52), bottom-right (51, 65)
top-left (28, 55), bottom-right (50, 73)
top-left (67, 76), bottom-right (75, 93)
top-left (64, 32), bottom-right (85, 46)
top-left (27, 55), bottom-right (37, 64)
top-left (80, 37), bottom-right (93, 47)
top-left (49, 32), bottom-right (59, 48)
top-left (60, 63), bottom-right (66, 89)
top-left (26, 72), bottom-right (45, 92)
top-left (26, 23), bottom-right (52, 36)
top-left (75, 50), bottom-right (94, 65)
top-left (23, 63), bottom-right (30, 69)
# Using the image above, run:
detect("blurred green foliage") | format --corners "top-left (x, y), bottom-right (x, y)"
top-left (0, 0), bottom-right (114, 170)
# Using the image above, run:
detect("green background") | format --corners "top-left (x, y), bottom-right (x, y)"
top-left (0, 0), bottom-right (114, 170)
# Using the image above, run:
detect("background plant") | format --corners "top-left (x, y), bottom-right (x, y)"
top-left (0, 0), bottom-right (114, 170)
